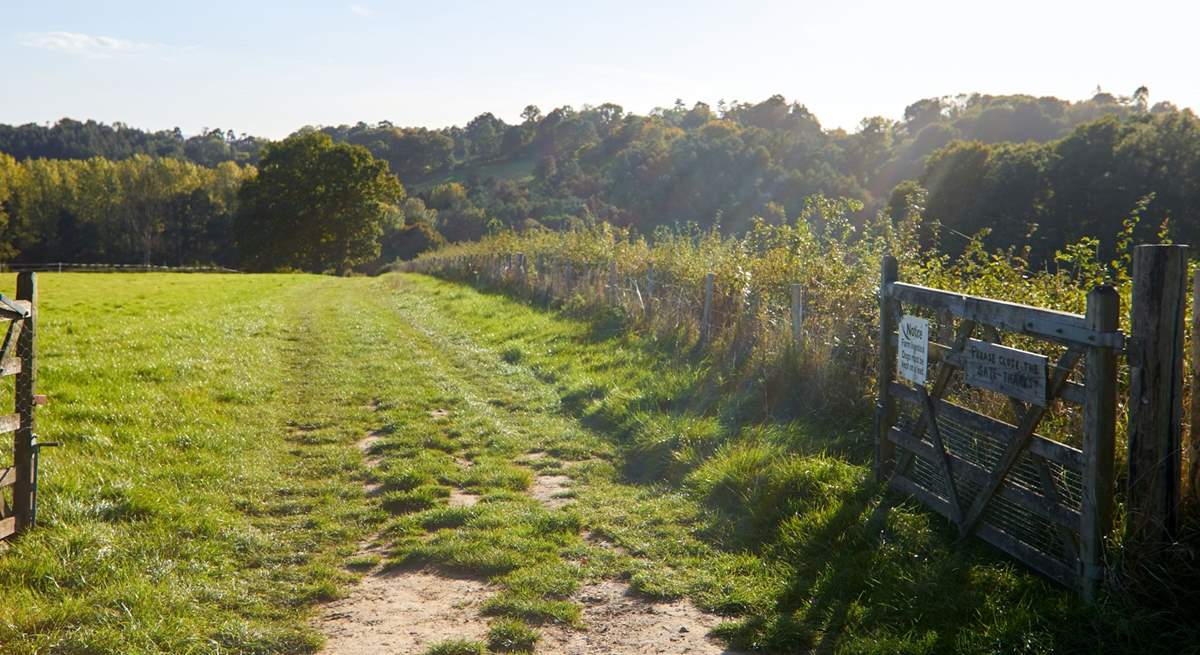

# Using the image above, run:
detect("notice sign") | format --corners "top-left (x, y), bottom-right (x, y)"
top-left (964, 339), bottom-right (1048, 406)
top-left (897, 315), bottom-right (929, 385)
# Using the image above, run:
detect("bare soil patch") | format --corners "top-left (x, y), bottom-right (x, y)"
top-left (540, 579), bottom-right (746, 654)
top-left (315, 569), bottom-right (494, 655)
top-left (357, 431), bottom-right (385, 463)
top-left (315, 431), bottom-right (494, 653)
top-left (530, 474), bottom-right (573, 508)
top-left (449, 488), bottom-right (480, 507)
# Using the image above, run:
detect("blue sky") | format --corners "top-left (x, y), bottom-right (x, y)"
top-left (2, 0), bottom-right (1195, 138)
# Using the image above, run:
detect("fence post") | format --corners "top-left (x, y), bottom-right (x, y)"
top-left (13, 272), bottom-right (37, 534)
top-left (874, 256), bottom-right (899, 482)
top-left (790, 283), bottom-right (804, 349)
top-left (1126, 244), bottom-right (1188, 555)
top-left (1190, 269), bottom-right (1200, 508)
top-left (1080, 284), bottom-right (1120, 601)
top-left (700, 272), bottom-right (715, 346)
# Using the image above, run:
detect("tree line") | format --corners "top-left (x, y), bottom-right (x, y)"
top-left (1, 88), bottom-right (1196, 272)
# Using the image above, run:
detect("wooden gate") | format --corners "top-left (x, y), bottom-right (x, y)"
top-left (875, 256), bottom-right (1122, 599)
top-left (1, 272), bottom-right (39, 541)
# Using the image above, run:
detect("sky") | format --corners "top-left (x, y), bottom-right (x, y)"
top-left (1, 0), bottom-right (1196, 138)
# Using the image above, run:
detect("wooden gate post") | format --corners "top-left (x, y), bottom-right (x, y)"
top-left (1190, 269), bottom-right (1200, 507)
top-left (1127, 244), bottom-right (1189, 552)
top-left (1081, 284), bottom-right (1119, 601)
top-left (874, 256), bottom-right (899, 482)
top-left (13, 272), bottom-right (37, 534)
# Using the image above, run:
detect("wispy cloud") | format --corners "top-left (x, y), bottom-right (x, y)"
top-left (18, 31), bottom-right (149, 58)
top-left (349, 4), bottom-right (372, 16)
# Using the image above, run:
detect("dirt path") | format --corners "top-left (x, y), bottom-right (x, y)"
top-left (528, 471), bottom-right (745, 655)
top-left (540, 579), bottom-right (743, 654)
top-left (313, 286), bottom-right (745, 654)
top-left (316, 449), bottom-right (742, 655)
top-left (315, 568), bottom-right (494, 655)
top-left (314, 432), bottom-right (493, 654)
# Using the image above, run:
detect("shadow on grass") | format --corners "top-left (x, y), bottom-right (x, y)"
top-left (403, 273), bottom-right (1146, 654)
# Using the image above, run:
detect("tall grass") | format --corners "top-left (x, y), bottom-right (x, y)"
top-left (403, 197), bottom-right (1200, 614)
top-left (406, 197), bottom-right (1123, 418)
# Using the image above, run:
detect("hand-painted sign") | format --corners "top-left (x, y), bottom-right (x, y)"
top-left (963, 338), bottom-right (1048, 405)
top-left (897, 315), bottom-right (929, 385)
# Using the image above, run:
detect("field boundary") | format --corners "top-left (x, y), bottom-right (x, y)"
top-left (406, 244), bottom-right (1195, 597)
top-left (0, 272), bottom-right (40, 540)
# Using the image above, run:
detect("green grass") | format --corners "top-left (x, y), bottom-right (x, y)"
top-left (376, 273), bottom-right (1193, 654)
top-left (0, 270), bottom-right (1189, 654)
top-left (0, 272), bottom-right (414, 653)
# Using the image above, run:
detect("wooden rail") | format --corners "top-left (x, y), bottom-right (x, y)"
top-left (1, 272), bottom-right (38, 541)
top-left (876, 256), bottom-right (1122, 600)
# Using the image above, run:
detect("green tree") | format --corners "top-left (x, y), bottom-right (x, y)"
top-left (0, 153), bottom-right (23, 261)
top-left (235, 132), bottom-right (402, 272)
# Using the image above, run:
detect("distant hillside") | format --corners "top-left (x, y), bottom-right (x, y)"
top-left (4, 88), bottom-right (1196, 264)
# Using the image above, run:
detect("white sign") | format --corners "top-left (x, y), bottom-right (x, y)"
top-left (897, 315), bottom-right (929, 385)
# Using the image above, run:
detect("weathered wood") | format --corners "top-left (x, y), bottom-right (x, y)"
top-left (921, 389), bottom-right (964, 525)
top-left (1191, 270), bottom-right (1200, 509)
top-left (0, 466), bottom-right (16, 487)
top-left (790, 284), bottom-right (804, 348)
top-left (890, 472), bottom-right (1077, 587)
top-left (974, 522), bottom-right (1078, 589)
top-left (907, 321), bottom-right (977, 440)
top-left (956, 346), bottom-right (1084, 538)
top-left (0, 319), bottom-right (20, 365)
top-left (1081, 285), bottom-right (1119, 602)
top-left (1034, 455), bottom-right (1081, 562)
top-left (0, 516), bottom-right (14, 541)
top-left (12, 271), bottom-right (36, 534)
top-left (889, 318), bottom-right (979, 485)
top-left (1126, 245), bottom-right (1188, 553)
top-left (962, 339), bottom-right (1049, 406)
top-left (888, 282), bottom-right (1122, 349)
top-left (875, 256), bottom-right (900, 481)
top-left (889, 383), bottom-right (1083, 470)
top-left (890, 334), bottom-right (1087, 405)
top-left (700, 272), bottom-right (715, 346)
top-left (0, 413), bottom-right (20, 434)
top-left (887, 427), bottom-right (1082, 529)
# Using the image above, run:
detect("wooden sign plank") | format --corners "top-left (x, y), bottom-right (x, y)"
top-left (963, 339), bottom-right (1049, 406)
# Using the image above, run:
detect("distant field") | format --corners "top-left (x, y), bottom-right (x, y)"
top-left (0, 272), bottom-right (1171, 654)
top-left (412, 157), bottom-right (536, 190)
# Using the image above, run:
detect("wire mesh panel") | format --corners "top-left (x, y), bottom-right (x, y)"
top-left (876, 258), bottom-right (1121, 597)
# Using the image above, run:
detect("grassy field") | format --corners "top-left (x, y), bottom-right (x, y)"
top-left (0, 272), bottom-right (1174, 654)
